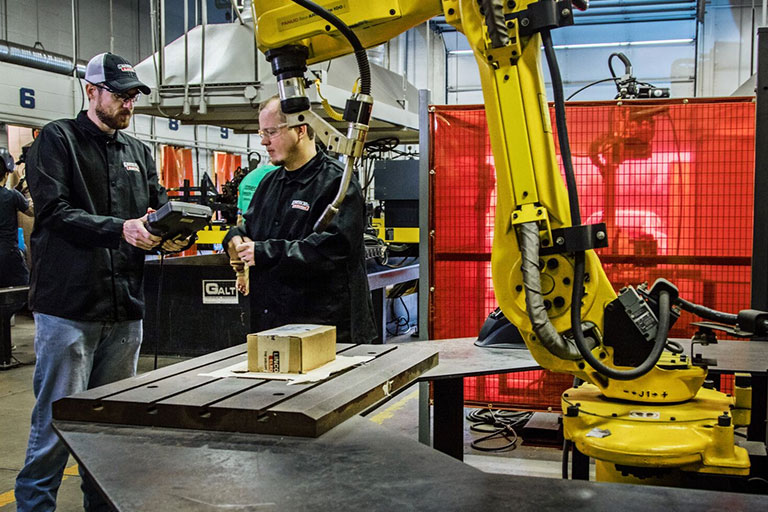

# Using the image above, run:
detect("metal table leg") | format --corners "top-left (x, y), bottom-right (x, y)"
top-left (571, 444), bottom-right (590, 480)
top-left (432, 377), bottom-right (464, 460)
top-left (748, 373), bottom-right (767, 444)
top-left (370, 288), bottom-right (386, 344)
top-left (418, 381), bottom-right (431, 445)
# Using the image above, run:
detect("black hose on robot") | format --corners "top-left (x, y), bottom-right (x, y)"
top-left (290, 0), bottom-right (371, 96)
top-left (676, 296), bottom-right (738, 325)
top-left (541, 29), bottom-right (581, 226)
top-left (528, 29), bottom-right (672, 380)
top-left (572, 252), bottom-right (673, 380)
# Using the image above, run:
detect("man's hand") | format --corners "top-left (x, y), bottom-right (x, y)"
top-left (227, 235), bottom-right (250, 259)
top-left (123, 214), bottom-right (162, 251)
top-left (236, 241), bottom-right (256, 266)
top-left (161, 237), bottom-right (192, 253)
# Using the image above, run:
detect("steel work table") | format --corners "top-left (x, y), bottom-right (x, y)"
top-left (406, 338), bottom-right (539, 460)
top-left (50, 337), bottom-right (768, 510)
top-left (53, 416), bottom-right (766, 511)
top-left (680, 338), bottom-right (768, 444)
top-left (366, 263), bottom-right (419, 344)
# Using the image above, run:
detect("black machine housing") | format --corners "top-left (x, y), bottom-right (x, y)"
top-left (603, 279), bottom-right (680, 367)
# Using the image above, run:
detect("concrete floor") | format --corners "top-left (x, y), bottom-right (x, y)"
top-left (0, 314), bottom-right (573, 511)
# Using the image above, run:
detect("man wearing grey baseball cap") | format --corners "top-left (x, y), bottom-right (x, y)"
top-left (15, 52), bottom-right (188, 512)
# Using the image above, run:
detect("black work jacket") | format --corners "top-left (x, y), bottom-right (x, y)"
top-left (224, 152), bottom-right (376, 344)
top-left (26, 111), bottom-right (168, 321)
top-left (0, 187), bottom-right (27, 249)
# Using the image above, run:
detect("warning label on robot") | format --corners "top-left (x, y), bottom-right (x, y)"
top-left (277, 1), bottom-right (349, 31)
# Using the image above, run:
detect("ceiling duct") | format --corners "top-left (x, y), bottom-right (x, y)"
top-left (0, 40), bottom-right (86, 77)
top-left (133, 14), bottom-right (419, 142)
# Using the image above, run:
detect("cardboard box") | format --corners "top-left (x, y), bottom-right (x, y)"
top-left (247, 324), bottom-right (336, 374)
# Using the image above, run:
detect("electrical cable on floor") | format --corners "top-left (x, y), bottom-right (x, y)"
top-left (466, 408), bottom-right (533, 452)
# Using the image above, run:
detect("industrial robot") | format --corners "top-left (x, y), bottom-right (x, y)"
top-left (251, 0), bottom-right (765, 489)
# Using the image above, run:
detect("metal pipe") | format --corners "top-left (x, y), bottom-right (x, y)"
top-left (149, 0), bottom-right (161, 103)
top-left (71, 0), bottom-right (77, 72)
top-left (109, 0), bottom-right (114, 53)
top-left (752, 27), bottom-right (768, 310)
top-left (397, 33), bottom-right (407, 76)
top-left (182, 0), bottom-right (190, 115)
top-left (160, 0), bottom-right (166, 86)
top-left (71, 0), bottom-right (78, 115)
top-left (693, 11), bottom-right (699, 96)
top-left (425, 22), bottom-right (431, 95)
top-left (229, 0), bottom-right (245, 24)
top-left (199, 0), bottom-right (208, 114)
top-left (0, 39), bottom-right (86, 77)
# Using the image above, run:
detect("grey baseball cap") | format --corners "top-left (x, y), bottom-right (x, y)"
top-left (85, 52), bottom-right (150, 95)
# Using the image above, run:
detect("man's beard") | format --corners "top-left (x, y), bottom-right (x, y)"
top-left (95, 105), bottom-right (132, 130)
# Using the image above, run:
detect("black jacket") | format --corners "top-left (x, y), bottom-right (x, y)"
top-left (0, 187), bottom-right (27, 249)
top-left (26, 111), bottom-right (168, 321)
top-left (224, 152), bottom-right (376, 344)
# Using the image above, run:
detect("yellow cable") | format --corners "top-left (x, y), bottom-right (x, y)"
top-left (314, 79), bottom-right (344, 122)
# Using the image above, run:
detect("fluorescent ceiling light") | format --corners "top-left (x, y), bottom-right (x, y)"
top-left (553, 38), bottom-right (694, 50)
top-left (447, 38), bottom-right (694, 55)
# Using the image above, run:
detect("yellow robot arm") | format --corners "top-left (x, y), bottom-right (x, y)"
top-left (442, 1), bottom-right (708, 402)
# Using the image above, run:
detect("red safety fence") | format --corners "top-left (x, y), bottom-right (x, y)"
top-left (429, 98), bottom-right (756, 409)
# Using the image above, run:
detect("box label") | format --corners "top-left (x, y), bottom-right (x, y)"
top-left (202, 280), bottom-right (238, 304)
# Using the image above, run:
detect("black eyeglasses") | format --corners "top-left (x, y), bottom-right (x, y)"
top-left (90, 83), bottom-right (141, 104)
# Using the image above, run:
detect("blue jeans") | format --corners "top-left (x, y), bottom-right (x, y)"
top-left (15, 313), bottom-right (142, 512)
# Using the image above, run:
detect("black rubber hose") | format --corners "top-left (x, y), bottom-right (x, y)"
top-left (572, 253), bottom-right (671, 380)
top-left (608, 52), bottom-right (632, 79)
top-left (676, 296), bottom-right (738, 325)
top-left (542, 29), bottom-right (670, 380)
top-left (290, 0), bottom-right (371, 96)
top-left (541, 29), bottom-right (580, 225)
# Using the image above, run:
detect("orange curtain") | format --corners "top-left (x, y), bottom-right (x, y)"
top-left (161, 146), bottom-right (194, 189)
top-left (161, 146), bottom-right (196, 258)
top-left (215, 152), bottom-right (242, 190)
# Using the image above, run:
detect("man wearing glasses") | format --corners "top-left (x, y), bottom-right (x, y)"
top-left (224, 95), bottom-right (376, 345)
top-left (15, 52), bottom-right (188, 512)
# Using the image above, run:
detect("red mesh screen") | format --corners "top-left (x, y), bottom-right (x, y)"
top-left (719, 373), bottom-right (735, 396)
top-left (464, 370), bottom-right (575, 410)
top-left (429, 99), bottom-right (756, 408)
